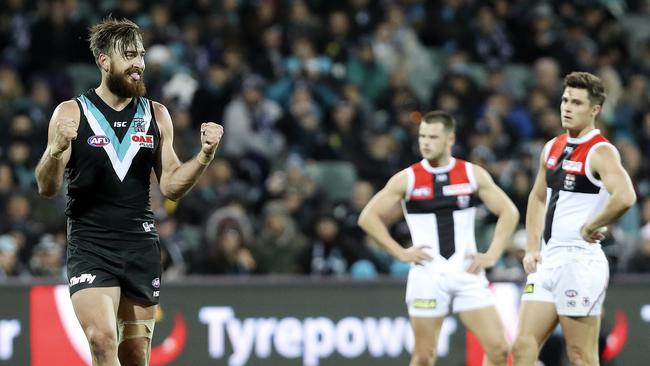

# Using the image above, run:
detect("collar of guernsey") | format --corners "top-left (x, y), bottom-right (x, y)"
top-left (77, 95), bottom-right (152, 182)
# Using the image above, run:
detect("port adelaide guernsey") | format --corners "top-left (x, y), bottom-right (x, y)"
top-left (66, 89), bottom-right (160, 245)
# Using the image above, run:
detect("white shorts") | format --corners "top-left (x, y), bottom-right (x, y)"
top-left (521, 246), bottom-right (609, 316)
top-left (405, 266), bottom-right (494, 317)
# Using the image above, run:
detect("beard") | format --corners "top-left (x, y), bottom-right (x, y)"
top-left (106, 66), bottom-right (146, 98)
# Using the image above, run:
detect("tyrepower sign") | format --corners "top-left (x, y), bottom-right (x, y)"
top-left (199, 306), bottom-right (457, 366)
top-left (5, 280), bottom-right (644, 365)
top-left (25, 284), bottom-right (460, 366)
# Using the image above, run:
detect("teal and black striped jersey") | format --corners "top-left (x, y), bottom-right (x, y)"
top-left (66, 89), bottom-right (160, 246)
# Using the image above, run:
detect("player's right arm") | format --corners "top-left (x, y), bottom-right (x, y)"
top-left (523, 139), bottom-right (553, 273)
top-left (35, 101), bottom-right (80, 198)
top-left (358, 170), bottom-right (432, 265)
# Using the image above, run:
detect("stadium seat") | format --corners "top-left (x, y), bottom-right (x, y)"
top-left (304, 161), bottom-right (358, 203)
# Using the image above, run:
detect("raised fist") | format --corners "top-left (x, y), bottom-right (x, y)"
top-left (200, 122), bottom-right (224, 156)
top-left (52, 120), bottom-right (79, 153)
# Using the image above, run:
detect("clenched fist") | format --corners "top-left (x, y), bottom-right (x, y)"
top-left (200, 122), bottom-right (224, 156)
top-left (522, 251), bottom-right (541, 274)
top-left (52, 119), bottom-right (79, 154)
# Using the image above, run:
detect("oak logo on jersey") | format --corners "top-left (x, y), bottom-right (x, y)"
top-left (413, 299), bottom-right (437, 309)
top-left (564, 174), bottom-right (576, 190)
top-left (132, 134), bottom-right (154, 149)
top-left (87, 135), bottom-right (110, 147)
top-left (442, 183), bottom-right (473, 196)
top-left (562, 160), bottom-right (582, 173)
top-left (412, 186), bottom-right (433, 199)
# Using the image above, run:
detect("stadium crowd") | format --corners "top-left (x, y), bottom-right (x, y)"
top-left (1, 0), bottom-right (649, 281)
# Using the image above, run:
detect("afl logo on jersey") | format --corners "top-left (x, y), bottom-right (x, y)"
top-left (412, 186), bottom-right (433, 200)
top-left (87, 135), bottom-right (110, 147)
top-left (547, 156), bottom-right (558, 169)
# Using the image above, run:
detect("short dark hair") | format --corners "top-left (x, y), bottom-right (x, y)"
top-left (88, 16), bottom-right (143, 63)
top-left (563, 72), bottom-right (606, 106)
top-left (421, 110), bottom-right (455, 133)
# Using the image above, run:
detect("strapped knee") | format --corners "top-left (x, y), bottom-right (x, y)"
top-left (117, 319), bottom-right (155, 343)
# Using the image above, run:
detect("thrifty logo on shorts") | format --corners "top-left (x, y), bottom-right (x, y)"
top-left (524, 284), bottom-right (534, 294)
top-left (69, 273), bottom-right (96, 286)
top-left (413, 299), bottom-right (437, 309)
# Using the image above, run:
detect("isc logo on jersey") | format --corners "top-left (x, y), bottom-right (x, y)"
top-left (88, 135), bottom-right (110, 147)
top-left (132, 134), bottom-right (154, 149)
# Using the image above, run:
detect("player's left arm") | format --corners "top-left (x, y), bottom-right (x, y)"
top-left (467, 164), bottom-right (520, 273)
top-left (153, 102), bottom-right (224, 201)
top-left (581, 144), bottom-right (636, 242)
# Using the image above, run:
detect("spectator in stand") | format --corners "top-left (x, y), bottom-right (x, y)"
top-left (29, 234), bottom-right (64, 278)
top-left (0, 163), bottom-right (15, 207)
top-left (191, 61), bottom-right (236, 131)
top-left (345, 38), bottom-right (390, 107)
top-left (0, 234), bottom-right (30, 280)
top-left (627, 224), bottom-right (650, 273)
top-left (193, 221), bottom-right (256, 275)
top-left (250, 200), bottom-right (307, 274)
top-left (2, 193), bottom-right (43, 263)
top-left (222, 74), bottom-right (284, 185)
top-left (472, 6), bottom-right (513, 69)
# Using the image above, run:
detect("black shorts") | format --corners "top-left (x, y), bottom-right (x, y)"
top-left (66, 238), bottom-right (162, 305)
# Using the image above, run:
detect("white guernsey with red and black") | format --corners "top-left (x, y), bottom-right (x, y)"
top-left (401, 158), bottom-right (479, 272)
top-left (543, 129), bottom-right (612, 248)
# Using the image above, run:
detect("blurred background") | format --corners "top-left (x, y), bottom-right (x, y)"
top-left (0, 0), bottom-right (649, 365)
